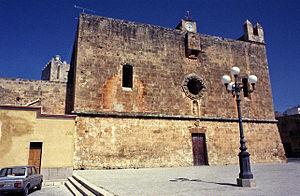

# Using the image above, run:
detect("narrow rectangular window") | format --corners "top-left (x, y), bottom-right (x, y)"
top-left (122, 64), bottom-right (133, 88)
top-left (57, 65), bottom-right (60, 79)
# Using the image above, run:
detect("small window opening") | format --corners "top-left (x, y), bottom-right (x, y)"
top-left (187, 78), bottom-right (203, 95)
top-left (187, 50), bottom-right (200, 59)
top-left (242, 78), bottom-right (250, 98)
top-left (122, 64), bottom-right (133, 88)
top-left (57, 65), bottom-right (60, 79)
top-left (192, 100), bottom-right (199, 115)
top-left (253, 27), bottom-right (259, 36)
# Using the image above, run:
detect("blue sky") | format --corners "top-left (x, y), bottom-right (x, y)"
top-left (0, 0), bottom-right (299, 112)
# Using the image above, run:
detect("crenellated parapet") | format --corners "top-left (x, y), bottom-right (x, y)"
top-left (239, 20), bottom-right (265, 44)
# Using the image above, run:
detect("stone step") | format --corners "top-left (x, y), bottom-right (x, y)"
top-left (68, 176), bottom-right (94, 196)
top-left (44, 179), bottom-right (67, 186)
top-left (65, 181), bottom-right (82, 196)
top-left (72, 174), bottom-right (115, 196)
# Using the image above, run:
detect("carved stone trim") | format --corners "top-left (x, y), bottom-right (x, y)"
top-left (189, 127), bottom-right (206, 133)
top-left (182, 73), bottom-right (206, 100)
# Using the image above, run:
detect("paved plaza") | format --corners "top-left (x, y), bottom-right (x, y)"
top-left (30, 185), bottom-right (72, 196)
top-left (74, 159), bottom-right (300, 196)
top-left (27, 159), bottom-right (300, 195)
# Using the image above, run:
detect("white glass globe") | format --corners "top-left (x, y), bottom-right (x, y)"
top-left (231, 66), bottom-right (240, 76)
top-left (227, 82), bottom-right (235, 91)
top-left (248, 75), bottom-right (258, 84)
top-left (221, 75), bottom-right (231, 84)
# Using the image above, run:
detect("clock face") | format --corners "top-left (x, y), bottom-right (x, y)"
top-left (185, 22), bottom-right (194, 32)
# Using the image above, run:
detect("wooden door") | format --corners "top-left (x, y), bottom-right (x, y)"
top-left (192, 133), bottom-right (208, 165)
top-left (28, 142), bottom-right (42, 173)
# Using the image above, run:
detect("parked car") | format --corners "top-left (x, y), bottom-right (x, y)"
top-left (0, 166), bottom-right (43, 195)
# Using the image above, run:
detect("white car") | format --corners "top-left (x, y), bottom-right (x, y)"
top-left (0, 166), bottom-right (43, 195)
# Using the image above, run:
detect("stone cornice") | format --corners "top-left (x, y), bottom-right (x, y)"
top-left (72, 110), bottom-right (277, 123)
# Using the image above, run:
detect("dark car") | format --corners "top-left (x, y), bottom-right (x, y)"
top-left (0, 166), bottom-right (43, 195)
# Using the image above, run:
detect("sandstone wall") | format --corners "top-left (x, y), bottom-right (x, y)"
top-left (0, 78), bottom-right (66, 114)
top-left (74, 116), bottom-right (285, 169)
top-left (72, 14), bottom-right (275, 120)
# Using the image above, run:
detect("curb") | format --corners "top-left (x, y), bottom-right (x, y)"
top-left (43, 179), bottom-right (67, 186)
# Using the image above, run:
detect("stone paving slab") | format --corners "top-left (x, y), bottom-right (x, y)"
top-left (30, 185), bottom-right (72, 196)
top-left (75, 160), bottom-right (300, 196)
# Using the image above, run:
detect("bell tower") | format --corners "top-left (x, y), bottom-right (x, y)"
top-left (41, 55), bottom-right (70, 82)
top-left (176, 11), bottom-right (197, 33)
top-left (175, 12), bottom-right (201, 59)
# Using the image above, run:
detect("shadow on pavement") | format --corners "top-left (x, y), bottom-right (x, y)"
top-left (1, 187), bottom-right (39, 196)
top-left (169, 177), bottom-right (238, 187)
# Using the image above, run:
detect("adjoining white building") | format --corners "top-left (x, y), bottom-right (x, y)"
top-left (283, 105), bottom-right (300, 116)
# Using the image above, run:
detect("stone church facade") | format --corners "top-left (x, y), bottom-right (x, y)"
top-left (0, 14), bottom-right (285, 174)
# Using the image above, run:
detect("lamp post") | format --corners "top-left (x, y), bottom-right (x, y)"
top-left (221, 66), bottom-right (257, 187)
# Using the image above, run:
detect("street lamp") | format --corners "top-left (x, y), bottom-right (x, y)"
top-left (221, 66), bottom-right (257, 187)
